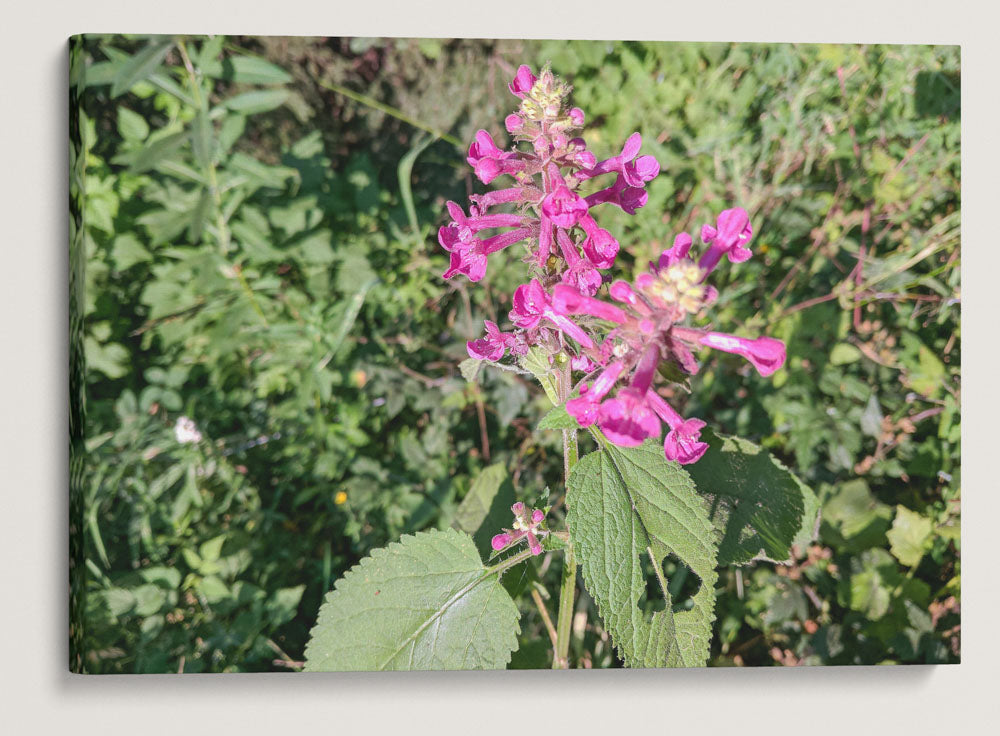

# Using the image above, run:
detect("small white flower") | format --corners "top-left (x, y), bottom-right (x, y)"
top-left (174, 416), bottom-right (203, 444)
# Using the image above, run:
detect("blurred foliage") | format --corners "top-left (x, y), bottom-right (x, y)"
top-left (71, 35), bottom-right (959, 672)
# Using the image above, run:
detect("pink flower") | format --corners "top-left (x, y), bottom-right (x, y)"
top-left (440, 224), bottom-right (531, 282)
top-left (585, 177), bottom-right (649, 215)
top-left (658, 232), bottom-right (693, 269)
top-left (566, 360), bottom-right (625, 427)
top-left (698, 332), bottom-right (786, 376)
top-left (510, 279), bottom-right (594, 348)
top-left (585, 132), bottom-right (644, 178)
top-left (662, 418), bottom-right (710, 465)
top-left (541, 184), bottom-right (589, 228)
top-left (597, 389), bottom-right (661, 447)
top-left (552, 284), bottom-right (627, 324)
top-left (578, 216), bottom-right (620, 268)
top-left (699, 208), bottom-right (754, 273)
top-left (467, 130), bottom-right (524, 185)
top-left (646, 391), bottom-right (709, 465)
top-left (508, 65), bottom-right (537, 98)
top-left (491, 502), bottom-right (547, 556)
top-left (467, 320), bottom-right (516, 361)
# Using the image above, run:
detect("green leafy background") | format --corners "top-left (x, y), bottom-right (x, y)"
top-left (71, 35), bottom-right (959, 671)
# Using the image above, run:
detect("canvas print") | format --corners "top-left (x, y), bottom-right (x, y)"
top-left (68, 35), bottom-right (960, 673)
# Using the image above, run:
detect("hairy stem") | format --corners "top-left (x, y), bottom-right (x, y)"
top-left (554, 358), bottom-right (579, 668)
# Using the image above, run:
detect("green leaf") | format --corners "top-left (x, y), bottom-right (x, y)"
top-left (223, 89), bottom-right (290, 114)
top-left (887, 506), bottom-right (933, 567)
top-left (304, 528), bottom-right (519, 671)
top-left (452, 464), bottom-right (516, 557)
top-left (119, 130), bottom-right (189, 173)
top-left (830, 343), bottom-right (862, 365)
top-left (199, 534), bottom-right (226, 562)
top-left (685, 430), bottom-right (818, 565)
top-left (117, 107), bottom-right (149, 141)
top-left (536, 404), bottom-right (577, 431)
top-left (458, 358), bottom-right (482, 383)
top-left (822, 479), bottom-right (893, 552)
top-left (202, 55), bottom-right (292, 85)
top-left (111, 37), bottom-right (174, 98)
top-left (520, 347), bottom-right (558, 404)
top-left (111, 233), bottom-right (151, 271)
top-left (567, 439), bottom-right (718, 667)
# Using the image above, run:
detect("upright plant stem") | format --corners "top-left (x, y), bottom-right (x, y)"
top-left (554, 361), bottom-right (578, 668)
top-left (175, 37), bottom-right (267, 325)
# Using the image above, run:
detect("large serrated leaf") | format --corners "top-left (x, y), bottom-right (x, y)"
top-left (304, 528), bottom-right (519, 671)
top-left (567, 440), bottom-right (718, 667)
top-left (685, 430), bottom-right (818, 566)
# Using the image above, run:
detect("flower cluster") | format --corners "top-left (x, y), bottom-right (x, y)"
top-left (552, 208), bottom-right (786, 464)
top-left (491, 502), bottom-right (549, 556)
top-left (440, 64), bottom-right (658, 296)
top-left (446, 64), bottom-right (786, 467)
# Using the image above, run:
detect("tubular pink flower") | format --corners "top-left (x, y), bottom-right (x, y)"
top-left (491, 533), bottom-right (513, 551)
top-left (662, 418), bottom-right (710, 465)
top-left (445, 200), bottom-right (524, 233)
top-left (598, 389), bottom-right (661, 447)
top-left (561, 262), bottom-right (602, 297)
top-left (658, 232), bottom-right (693, 269)
top-left (440, 226), bottom-right (531, 282)
top-left (470, 187), bottom-right (527, 209)
top-left (505, 114), bottom-right (523, 133)
top-left (622, 154), bottom-right (660, 188)
top-left (552, 284), bottom-right (627, 324)
top-left (585, 177), bottom-right (649, 215)
top-left (646, 391), bottom-right (709, 464)
top-left (583, 132), bottom-right (644, 179)
top-left (541, 184), bottom-right (589, 228)
top-left (510, 280), bottom-right (594, 348)
top-left (508, 65), bottom-right (537, 98)
top-left (608, 281), bottom-right (653, 316)
top-left (698, 332), bottom-right (786, 376)
top-left (566, 360), bottom-right (625, 426)
top-left (698, 208), bottom-right (754, 274)
top-left (467, 130), bottom-right (525, 184)
top-left (578, 215), bottom-right (619, 268)
top-left (467, 320), bottom-right (516, 361)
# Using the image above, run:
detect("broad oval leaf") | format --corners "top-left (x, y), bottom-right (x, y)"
top-left (567, 439), bottom-right (718, 667)
top-left (304, 528), bottom-right (519, 671)
top-left (685, 430), bottom-right (818, 566)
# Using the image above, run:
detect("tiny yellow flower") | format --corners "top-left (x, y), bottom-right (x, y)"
top-left (334, 491), bottom-right (348, 505)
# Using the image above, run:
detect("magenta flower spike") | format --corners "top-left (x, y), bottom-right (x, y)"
top-left (440, 65), bottom-right (788, 468)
